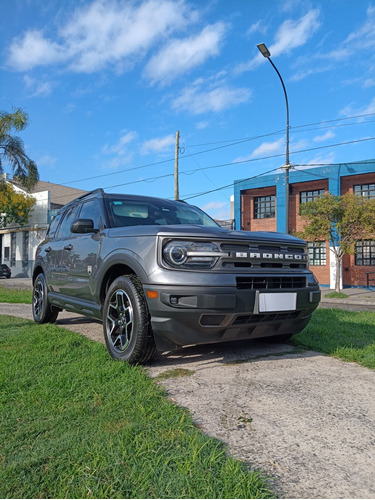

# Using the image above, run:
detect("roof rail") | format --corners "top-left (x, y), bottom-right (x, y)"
top-left (72, 188), bottom-right (105, 202)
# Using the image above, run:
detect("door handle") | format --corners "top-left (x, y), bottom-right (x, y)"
top-left (64, 244), bottom-right (73, 251)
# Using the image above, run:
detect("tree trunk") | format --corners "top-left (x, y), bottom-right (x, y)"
top-left (335, 253), bottom-right (341, 293)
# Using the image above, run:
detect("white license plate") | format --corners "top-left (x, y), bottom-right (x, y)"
top-left (258, 292), bottom-right (296, 312)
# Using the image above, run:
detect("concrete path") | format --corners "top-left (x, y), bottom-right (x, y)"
top-left (1, 299), bottom-right (375, 499)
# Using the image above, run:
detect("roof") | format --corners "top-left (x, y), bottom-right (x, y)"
top-left (11, 179), bottom-right (87, 207)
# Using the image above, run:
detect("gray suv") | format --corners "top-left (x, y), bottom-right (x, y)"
top-left (32, 189), bottom-right (320, 364)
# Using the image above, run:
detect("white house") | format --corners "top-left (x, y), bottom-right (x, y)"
top-left (0, 175), bottom-right (86, 278)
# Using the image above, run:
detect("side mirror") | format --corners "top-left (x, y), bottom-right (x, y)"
top-left (70, 219), bottom-right (98, 234)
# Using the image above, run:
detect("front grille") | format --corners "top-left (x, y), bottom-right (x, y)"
top-left (236, 276), bottom-right (306, 290)
top-left (218, 241), bottom-right (308, 270)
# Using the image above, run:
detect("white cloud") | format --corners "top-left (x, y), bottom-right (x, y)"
top-left (313, 131), bottom-right (335, 143)
top-left (8, 30), bottom-right (67, 71)
top-left (317, 6), bottom-right (375, 64)
top-left (23, 75), bottom-right (54, 97)
top-left (141, 135), bottom-right (175, 154)
top-left (172, 81), bottom-right (250, 115)
top-left (300, 152), bottom-right (336, 166)
top-left (144, 23), bottom-right (226, 85)
top-left (251, 138), bottom-right (284, 157)
top-left (246, 20), bottom-right (267, 37)
top-left (271, 9), bottom-right (321, 56)
top-left (37, 155), bottom-right (57, 168)
top-left (7, 0), bottom-right (197, 73)
top-left (236, 9), bottom-right (321, 73)
top-left (201, 200), bottom-right (230, 220)
top-left (364, 79), bottom-right (375, 88)
top-left (340, 97), bottom-right (375, 117)
top-left (102, 132), bottom-right (137, 158)
top-left (196, 121), bottom-right (209, 130)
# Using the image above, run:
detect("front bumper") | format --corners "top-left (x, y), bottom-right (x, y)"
top-left (143, 284), bottom-right (321, 350)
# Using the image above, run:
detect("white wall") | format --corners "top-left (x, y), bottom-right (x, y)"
top-left (1, 187), bottom-right (50, 277)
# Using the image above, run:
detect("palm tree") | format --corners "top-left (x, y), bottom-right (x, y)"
top-left (0, 108), bottom-right (39, 190)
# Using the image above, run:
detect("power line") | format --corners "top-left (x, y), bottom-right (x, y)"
top-left (182, 167), bottom-right (281, 200)
top-left (62, 111), bottom-right (375, 187)
top-left (51, 136), bottom-right (375, 202)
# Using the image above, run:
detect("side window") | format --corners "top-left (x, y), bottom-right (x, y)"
top-left (78, 199), bottom-right (102, 229)
top-left (47, 213), bottom-right (63, 238)
top-left (56, 205), bottom-right (79, 239)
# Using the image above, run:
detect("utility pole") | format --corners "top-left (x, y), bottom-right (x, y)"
top-left (174, 130), bottom-right (180, 200)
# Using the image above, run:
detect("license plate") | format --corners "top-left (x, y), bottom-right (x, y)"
top-left (258, 292), bottom-right (296, 312)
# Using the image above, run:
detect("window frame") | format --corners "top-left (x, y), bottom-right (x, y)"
top-left (300, 189), bottom-right (325, 204)
top-left (353, 183), bottom-right (375, 199)
top-left (355, 240), bottom-right (375, 266)
top-left (307, 241), bottom-right (326, 266)
top-left (253, 195), bottom-right (276, 219)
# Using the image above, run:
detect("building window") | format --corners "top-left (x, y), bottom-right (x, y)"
top-left (307, 241), bottom-right (326, 266)
top-left (354, 184), bottom-right (375, 199)
top-left (254, 195), bottom-right (275, 219)
top-left (355, 240), bottom-right (375, 266)
top-left (300, 189), bottom-right (325, 204)
top-left (4, 247), bottom-right (10, 261)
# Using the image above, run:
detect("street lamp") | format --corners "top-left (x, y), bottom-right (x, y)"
top-left (257, 42), bottom-right (291, 233)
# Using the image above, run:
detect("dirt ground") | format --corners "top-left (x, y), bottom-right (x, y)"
top-left (1, 283), bottom-right (375, 498)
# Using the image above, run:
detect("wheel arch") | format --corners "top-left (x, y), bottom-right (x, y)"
top-left (32, 264), bottom-right (45, 285)
top-left (98, 262), bottom-right (146, 307)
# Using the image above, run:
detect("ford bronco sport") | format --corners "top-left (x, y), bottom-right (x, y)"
top-left (32, 189), bottom-right (320, 364)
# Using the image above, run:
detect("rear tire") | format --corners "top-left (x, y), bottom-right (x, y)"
top-left (103, 275), bottom-right (156, 364)
top-left (32, 273), bottom-right (59, 323)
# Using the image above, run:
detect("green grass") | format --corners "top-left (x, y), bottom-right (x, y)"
top-left (293, 309), bottom-right (375, 370)
top-left (324, 291), bottom-right (349, 298)
top-left (0, 316), bottom-right (272, 499)
top-left (0, 284), bottom-right (32, 303)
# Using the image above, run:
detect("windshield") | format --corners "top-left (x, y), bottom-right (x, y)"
top-left (105, 197), bottom-right (218, 228)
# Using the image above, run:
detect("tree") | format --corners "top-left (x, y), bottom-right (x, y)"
top-left (0, 108), bottom-right (39, 190)
top-left (0, 183), bottom-right (36, 228)
top-left (298, 192), bottom-right (375, 292)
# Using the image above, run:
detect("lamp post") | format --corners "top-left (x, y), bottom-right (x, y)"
top-left (257, 42), bottom-right (291, 233)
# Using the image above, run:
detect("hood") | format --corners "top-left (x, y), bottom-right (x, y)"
top-left (108, 224), bottom-right (306, 246)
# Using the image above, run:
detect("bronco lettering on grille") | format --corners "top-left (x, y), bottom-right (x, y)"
top-left (236, 252), bottom-right (307, 261)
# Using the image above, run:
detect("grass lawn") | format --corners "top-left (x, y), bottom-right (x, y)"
top-left (0, 284), bottom-right (32, 304)
top-left (0, 316), bottom-right (272, 499)
top-left (293, 308), bottom-right (375, 370)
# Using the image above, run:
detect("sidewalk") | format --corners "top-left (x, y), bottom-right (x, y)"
top-left (319, 286), bottom-right (375, 312)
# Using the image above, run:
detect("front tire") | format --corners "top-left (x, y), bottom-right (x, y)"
top-left (103, 275), bottom-right (156, 364)
top-left (32, 273), bottom-right (59, 323)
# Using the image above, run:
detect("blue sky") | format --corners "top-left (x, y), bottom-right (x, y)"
top-left (1, 0), bottom-right (374, 219)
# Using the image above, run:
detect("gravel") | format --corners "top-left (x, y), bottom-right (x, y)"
top-left (1, 289), bottom-right (374, 498)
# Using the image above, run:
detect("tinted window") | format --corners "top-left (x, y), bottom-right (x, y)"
top-left (47, 213), bottom-right (63, 238)
top-left (78, 199), bottom-right (102, 229)
top-left (56, 205), bottom-right (80, 239)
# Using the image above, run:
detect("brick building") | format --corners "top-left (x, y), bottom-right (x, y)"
top-left (234, 160), bottom-right (375, 289)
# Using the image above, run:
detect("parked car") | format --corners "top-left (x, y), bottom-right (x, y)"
top-left (32, 189), bottom-right (320, 364)
top-left (0, 264), bottom-right (11, 279)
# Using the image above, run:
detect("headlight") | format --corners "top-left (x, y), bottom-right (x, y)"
top-left (163, 241), bottom-right (228, 269)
